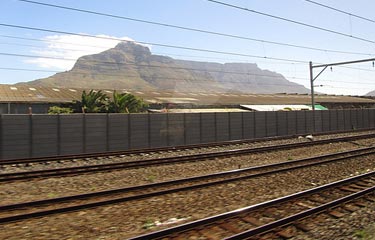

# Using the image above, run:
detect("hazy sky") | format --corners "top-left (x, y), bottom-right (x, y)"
top-left (0, 0), bottom-right (374, 95)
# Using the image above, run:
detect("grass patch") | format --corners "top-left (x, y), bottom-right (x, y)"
top-left (355, 229), bottom-right (368, 239)
top-left (146, 175), bottom-right (156, 182)
top-left (142, 219), bottom-right (155, 229)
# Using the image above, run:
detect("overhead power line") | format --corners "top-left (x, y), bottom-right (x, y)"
top-left (319, 79), bottom-right (375, 85)
top-left (0, 67), bottom-right (309, 87)
top-left (0, 38), bottom-right (305, 65)
top-left (0, 52), bottom-right (309, 81)
top-left (0, 34), bottom-right (110, 49)
top-left (0, 23), bottom-right (308, 64)
top-left (16, 0), bottom-right (373, 56)
top-left (0, 42), bottom-right (100, 53)
top-left (3, 34), bottom-right (372, 70)
top-left (5, 67), bottom-right (374, 90)
top-left (4, 54), bottom-right (374, 86)
top-left (207, 0), bottom-right (375, 44)
top-left (334, 65), bottom-right (375, 73)
top-left (304, 0), bottom-right (375, 24)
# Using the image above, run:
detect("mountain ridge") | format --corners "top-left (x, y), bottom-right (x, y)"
top-left (18, 42), bottom-right (310, 94)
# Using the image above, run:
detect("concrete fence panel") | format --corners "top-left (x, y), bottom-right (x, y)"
top-left (357, 109), bottom-right (364, 129)
top-left (1, 115), bottom-right (31, 159)
top-left (201, 113), bottom-right (216, 143)
top-left (243, 112), bottom-right (255, 139)
top-left (168, 113), bottom-right (185, 146)
top-left (255, 111), bottom-right (267, 138)
top-left (350, 110), bottom-right (358, 129)
top-left (370, 109), bottom-right (375, 128)
top-left (321, 111), bottom-right (330, 132)
top-left (276, 111), bottom-right (288, 136)
top-left (363, 109), bottom-right (370, 129)
top-left (59, 114), bottom-right (84, 155)
top-left (329, 110), bottom-right (338, 132)
top-left (266, 111), bottom-right (277, 137)
top-left (295, 111), bottom-right (306, 135)
top-left (85, 114), bottom-right (107, 153)
top-left (108, 114), bottom-right (129, 151)
top-left (149, 114), bottom-right (168, 148)
top-left (286, 111), bottom-right (297, 135)
top-left (343, 110), bottom-right (352, 130)
top-left (32, 115), bottom-right (58, 157)
top-left (337, 110), bottom-right (345, 131)
top-left (129, 114), bottom-right (149, 149)
top-left (216, 112), bottom-right (230, 141)
top-left (185, 113), bottom-right (201, 144)
top-left (314, 111), bottom-right (323, 133)
top-left (229, 112), bottom-right (243, 140)
top-left (305, 111), bottom-right (314, 133)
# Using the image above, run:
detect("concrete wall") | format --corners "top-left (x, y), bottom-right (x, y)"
top-left (1, 109), bottom-right (374, 160)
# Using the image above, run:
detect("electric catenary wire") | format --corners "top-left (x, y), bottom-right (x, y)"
top-left (0, 38), bottom-right (308, 65)
top-left (4, 66), bottom-right (374, 86)
top-left (0, 52), bottom-right (310, 81)
top-left (207, 0), bottom-right (375, 44)
top-left (0, 67), bottom-right (309, 87)
top-left (16, 0), bottom-right (374, 56)
top-left (0, 23), bottom-right (309, 64)
top-left (304, 0), bottom-right (375, 24)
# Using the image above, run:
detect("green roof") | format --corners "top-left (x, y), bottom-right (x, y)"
top-left (307, 104), bottom-right (328, 110)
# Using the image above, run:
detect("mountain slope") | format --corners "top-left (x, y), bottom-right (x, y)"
top-left (21, 42), bottom-right (310, 94)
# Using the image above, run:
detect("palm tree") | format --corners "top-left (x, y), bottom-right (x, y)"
top-left (109, 91), bottom-right (148, 113)
top-left (76, 90), bottom-right (109, 113)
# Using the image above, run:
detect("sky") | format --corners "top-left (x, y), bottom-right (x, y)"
top-left (0, 0), bottom-right (374, 95)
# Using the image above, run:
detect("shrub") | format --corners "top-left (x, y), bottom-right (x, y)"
top-left (48, 106), bottom-right (73, 114)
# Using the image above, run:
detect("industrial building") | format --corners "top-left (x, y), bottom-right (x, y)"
top-left (0, 84), bottom-right (375, 114)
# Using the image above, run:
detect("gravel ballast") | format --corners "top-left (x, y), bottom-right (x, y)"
top-left (2, 130), bottom-right (375, 174)
top-left (292, 200), bottom-right (375, 240)
top-left (0, 152), bottom-right (374, 239)
top-left (0, 139), bottom-right (373, 205)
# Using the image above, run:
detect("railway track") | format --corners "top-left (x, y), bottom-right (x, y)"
top-left (129, 171), bottom-right (375, 240)
top-left (0, 133), bottom-right (374, 182)
top-left (0, 147), bottom-right (374, 224)
top-left (1, 129), bottom-right (374, 166)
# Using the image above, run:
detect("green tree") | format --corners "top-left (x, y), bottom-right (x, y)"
top-left (76, 90), bottom-right (109, 113)
top-left (108, 91), bottom-right (148, 113)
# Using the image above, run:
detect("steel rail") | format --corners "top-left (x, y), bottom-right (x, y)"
top-left (128, 171), bottom-right (375, 240)
top-left (224, 186), bottom-right (375, 239)
top-left (0, 147), bottom-right (374, 224)
top-left (1, 128), bottom-right (373, 165)
top-left (0, 133), bottom-right (374, 182)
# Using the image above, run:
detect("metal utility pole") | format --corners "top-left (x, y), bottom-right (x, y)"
top-left (309, 61), bottom-right (315, 110)
top-left (309, 57), bottom-right (375, 131)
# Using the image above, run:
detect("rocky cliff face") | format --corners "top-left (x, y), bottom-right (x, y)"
top-left (21, 42), bottom-right (310, 94)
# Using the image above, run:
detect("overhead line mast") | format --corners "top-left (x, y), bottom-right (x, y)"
top-left (308, 57), bottom-right (375, 132)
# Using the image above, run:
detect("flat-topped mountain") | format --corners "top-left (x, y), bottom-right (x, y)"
top-left (19, 42), bottom-right (310, 94)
